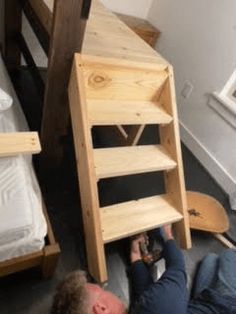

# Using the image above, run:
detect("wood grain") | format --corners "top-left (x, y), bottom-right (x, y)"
top-left (159, 67), bottom-right (192, 249)
top-left (0, 132), bottom-right (41, 157)
top-left (69, 55), bottom-right (107, 283)
top-left (101, 195), bottom-right (183, 243)
top-left (94, 145), bottom-right (177, 179)
top-left (87, 100), bottom-right (172, 126)
top-left (31, 0), bottom-right (168, 67)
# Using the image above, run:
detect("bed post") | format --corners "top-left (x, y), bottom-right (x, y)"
top-left (3, 0), bottom-right (22, 70)
top-left (40, 0), bottom-right (91, 170)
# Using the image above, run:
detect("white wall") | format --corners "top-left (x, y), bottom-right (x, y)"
top-left (101, 0), bottom-right (153, 19)
top-left (148, 0), bottom-right (236, 199)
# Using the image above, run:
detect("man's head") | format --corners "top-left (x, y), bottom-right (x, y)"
top-left (51, 271), bottom-right (126, 314)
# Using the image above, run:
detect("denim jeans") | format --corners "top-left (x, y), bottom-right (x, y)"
top-left (193, 249), bottom-right (236, 297)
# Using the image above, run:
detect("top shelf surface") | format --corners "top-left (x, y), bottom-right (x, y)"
top-left (33, 0), bottom-right (169, 69)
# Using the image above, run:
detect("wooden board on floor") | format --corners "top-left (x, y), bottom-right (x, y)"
top-left (187, 191), bottom-right (229, 233)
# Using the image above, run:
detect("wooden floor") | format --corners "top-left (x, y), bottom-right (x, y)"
top-left (0, 68), bottom-right (236, 313)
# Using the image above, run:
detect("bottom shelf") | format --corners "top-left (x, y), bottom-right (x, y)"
top-left (101, 194), bottom-right (183, 243)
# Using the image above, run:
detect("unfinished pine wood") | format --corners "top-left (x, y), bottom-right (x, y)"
top-left (41, 244), bottom-right (60, 279)
top-left (126, 125), bottom-right (145, 146)
top-left (68, 55), bottom-right (107, 283)
top-left (87, 100), bottom-right (172, 126)
top-left (0, 132), bottom-right (41, 157)
top-left (187, 191), bottom-right (229, 233)
top-left (32, 0), bottom-right (168, 68)
top-left (116, 125), bottom-right (128, 140)
top-left (101, 195), bottom-right (183, 243)
top-left (94, 145), bottom-right (177, 179)
top-left (82, 57), bottom-right (168, 101)
top-left (0, 250), bottom-right (43, 277)
top-left (116, 14), bottom-right (161, 48)
top-left (159, 67), bottom-right (191, 249)
top-left (213, 233), bottom-right (235, 249)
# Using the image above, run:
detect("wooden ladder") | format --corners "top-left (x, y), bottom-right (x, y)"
top-left (68, 53), bottom-right (192, 283)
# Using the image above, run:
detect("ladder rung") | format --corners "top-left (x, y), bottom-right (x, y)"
top-left (87, 100), bottom-right (172, 125)
top-left (101, 194), bottom-right (183, 243)
top-left (94, 145), bottom-right (177, 179)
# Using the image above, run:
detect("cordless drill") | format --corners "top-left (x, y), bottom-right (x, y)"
top-left (140, 237), bottom-right (162, 266)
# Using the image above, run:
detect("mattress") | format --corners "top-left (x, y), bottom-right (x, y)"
top-left (0, 55), bottom-right (47, 262)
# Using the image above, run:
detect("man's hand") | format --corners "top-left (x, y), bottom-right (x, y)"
top-left (161, 224), bottom-right (174, 242)
top-left (130, 233), bottom-right (147, 263)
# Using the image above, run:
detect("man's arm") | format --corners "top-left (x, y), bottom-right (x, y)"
top-left (161, 225), bottom-right (186, 272)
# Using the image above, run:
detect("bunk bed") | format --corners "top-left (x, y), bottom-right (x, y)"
top-left (0, 55), bottom-right (60, 278)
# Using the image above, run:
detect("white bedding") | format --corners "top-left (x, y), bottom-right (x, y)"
top-left (0, 55), bottom-right (47, 262)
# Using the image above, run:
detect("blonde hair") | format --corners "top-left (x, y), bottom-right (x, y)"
top-left (51, 271), bottom-right (90, 314)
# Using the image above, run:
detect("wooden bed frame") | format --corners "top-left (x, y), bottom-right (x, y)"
top-left (0, 203), bottom-right (60, 278)
top-left (0, 133), bottom-right (60, 278)
top-left (1, 0), bottom-right (88, 278)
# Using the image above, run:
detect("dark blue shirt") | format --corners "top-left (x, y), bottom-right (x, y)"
top-left (130, 240), bottom-right (236, 314)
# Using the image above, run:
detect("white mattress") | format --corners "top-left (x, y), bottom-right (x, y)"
top-left (0, 55), bottom-right (47, 262)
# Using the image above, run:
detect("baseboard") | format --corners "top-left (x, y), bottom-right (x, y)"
top-left (179, 121), bottom-right (236, 209)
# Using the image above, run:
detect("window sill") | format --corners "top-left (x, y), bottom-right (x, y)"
top-left (208, 93), bottom-right (236, 129)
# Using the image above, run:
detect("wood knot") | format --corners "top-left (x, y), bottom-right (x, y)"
top-left (88, 71), bottom-right (111, 89)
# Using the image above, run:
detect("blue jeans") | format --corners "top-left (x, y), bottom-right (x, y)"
top-left (193, 249), bottom-right (236, 297)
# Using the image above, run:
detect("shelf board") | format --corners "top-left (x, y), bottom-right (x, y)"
top-left (94, 145), bottom-right (176, 179)
top-left (101, 194), bottom-right (183, 243)
top-left (88, 100), bottom-right (172, 126)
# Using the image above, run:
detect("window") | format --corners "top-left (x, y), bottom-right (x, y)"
top-left (208, 70), bottom-right (236, 128)
top-left (213, 70), bottom-right (236, 115)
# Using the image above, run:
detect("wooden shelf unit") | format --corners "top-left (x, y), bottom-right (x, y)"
top-left (69, 54), bottom-right (191, 283)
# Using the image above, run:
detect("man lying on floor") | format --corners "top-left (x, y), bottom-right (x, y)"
top-left (51, 225), bottom-right (236, 314)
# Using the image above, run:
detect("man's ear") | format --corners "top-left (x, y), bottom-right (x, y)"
top-left (93, 301), bottom-right (109, 314)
